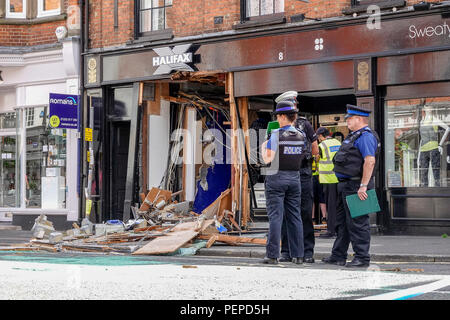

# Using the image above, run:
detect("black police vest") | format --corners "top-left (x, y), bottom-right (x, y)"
top-left (333, 127), bottom-right (381, 178)
top-left (274, 129), bottom-right (305, 171)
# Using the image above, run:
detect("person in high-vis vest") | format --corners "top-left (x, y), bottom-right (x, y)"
top-left (316, 127), bottom-right (341, 238)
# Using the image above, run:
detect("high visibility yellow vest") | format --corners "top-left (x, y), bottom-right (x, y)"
top-left (318, 138), bottom-right (341, 184)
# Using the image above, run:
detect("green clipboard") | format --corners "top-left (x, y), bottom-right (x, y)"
top-left (266, 121), bottom-right (280, 135)
top-left (345, 189), bottom-right (381, 218)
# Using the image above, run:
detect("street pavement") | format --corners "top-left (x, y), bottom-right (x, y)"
top-left (1, 225), bottom-right (450, 263)
top-left (1, 224), bottom-right (450, 301)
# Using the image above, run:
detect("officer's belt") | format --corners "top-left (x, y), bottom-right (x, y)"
top-left (337, 176), bottom-right (361, 182)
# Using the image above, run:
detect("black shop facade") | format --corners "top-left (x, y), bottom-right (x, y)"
top-left (83, 9), bottom-right (450, 235)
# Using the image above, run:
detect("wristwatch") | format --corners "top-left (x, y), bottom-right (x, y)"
top-left (360, 184), bottom-right (368, 187)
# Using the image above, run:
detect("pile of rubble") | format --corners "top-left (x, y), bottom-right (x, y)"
top-left (3, 188), bottom-right (267, 255)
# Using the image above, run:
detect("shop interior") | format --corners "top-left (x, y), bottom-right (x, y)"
top-left (247, 91), bottom-right (356, 224)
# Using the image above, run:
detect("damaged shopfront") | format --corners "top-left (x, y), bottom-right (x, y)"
top-left (82, 7), bottom-right (450, 235)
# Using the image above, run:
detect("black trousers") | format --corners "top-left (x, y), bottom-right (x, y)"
top-left (281, 167), bottom-right (315, 259)
top-left (323, 183), bottom-right (338, 235)
top-left (266, 171), bottom-right (304, 259)
top-left (330, 179), bottom-right (373, 263)
top-left (419, 149), bottom-right (441, 187)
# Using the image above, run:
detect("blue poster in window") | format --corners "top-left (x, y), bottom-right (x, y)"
top-left (49, 93), bottom-right (79, 129)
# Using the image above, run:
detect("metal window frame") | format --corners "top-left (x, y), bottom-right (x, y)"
top-left (137, 0), bottom-right (172, 35)
top-left (5, 0), bottom-right (26, 18)
top-left (37, 0), bottom-right (61, 18)
top-left (245, 0), bottom-right (282, 19)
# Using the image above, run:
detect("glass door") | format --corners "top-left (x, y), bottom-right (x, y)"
top-left (0, 112), bottom-right (19, 220)
top-left (0, 134), bottom-right (18, 210)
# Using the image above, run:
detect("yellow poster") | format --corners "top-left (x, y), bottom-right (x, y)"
top-left (85, 128), bottom-right (93, 142)
top-left (86, 199), bottom-right (92, 217)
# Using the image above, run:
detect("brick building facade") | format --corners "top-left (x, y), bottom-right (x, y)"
top-left (85, 0), bottom-right (446, 50)
top-left (0, 0), bottom-right (81, 229)
top-left (80, 0), bottom-right (450, 235)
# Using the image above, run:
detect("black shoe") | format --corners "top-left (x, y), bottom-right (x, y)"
top-left (322, 256), bottom-right (346, 266)
top-left (321, 217), bottom-right (327, 224)
top-left (292, 257), bottom-right (304, 264)
top-left (278, 256), bottom-right (291, 262)
top-left (263, 257), bottom-right (278, 265)
top-left (304, 257), bottom-right (315, 263)
top-left (345, 259), bottom-right (370, 268)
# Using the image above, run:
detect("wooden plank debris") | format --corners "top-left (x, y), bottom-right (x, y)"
top-left (139, 187), bottom-right (172, 212)
top-left (197, 234), bottom-right (266, 246)
top-left (132, 219), bottom-right (214, 255)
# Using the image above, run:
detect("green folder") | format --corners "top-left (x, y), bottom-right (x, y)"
top-left (345, 189), bottom-right (381, 218)
top-left (266, 121), bottom-right (280, 135)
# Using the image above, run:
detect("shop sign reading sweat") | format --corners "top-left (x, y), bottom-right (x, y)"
top-left (49, 93), bottom-right (79, 129)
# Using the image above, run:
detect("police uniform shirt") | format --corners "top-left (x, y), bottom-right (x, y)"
top-left (296, 118), bottom-right (318, 144)
top-left (334, 126), bottom-right (378, 179)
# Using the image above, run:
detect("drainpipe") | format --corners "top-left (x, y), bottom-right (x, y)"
top-left (78, 0), bottom-right (85, 222)
top-left (240, 0), bottom-right (246, 23)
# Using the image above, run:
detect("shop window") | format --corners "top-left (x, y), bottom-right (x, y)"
top-left (138, 0), bottom-right (172, 35)
top-left (246, 0), bottom-right (284, 18)
top-left (0, 112), bottom-right (18, 208)
top-left (37, 0), bottom-right (61, 18)
top-left (17, 106), bottom-right (67, 209)
top-left (5, 0), bottom-right (26, 18)
top-left (0, 112), bottom-right (16, 130)
top-left (110, 86), bottom-right (134, 119)
top-left (385, 97), bottom-right (450, 188)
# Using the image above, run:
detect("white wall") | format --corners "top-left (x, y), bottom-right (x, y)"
top-left (25, 83), bottom-right (67, 106)
top-left (148, 99), bottom-right (170, 189)
top-left (0, 89), bottom-right (16, 113)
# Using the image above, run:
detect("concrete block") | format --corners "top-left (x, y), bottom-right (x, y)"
top-left (94, 224), bottom-right (124, 236)
top-left (81, 218), bottom-right (94, 234)
top-left (80, 225), bottom-right (92, 235)
top-left (49, 232), bottom-right (63, 244)
top-left (34, 229), bottom-right (46, 239)
top-left (31, 214), bottom-right (55, 239)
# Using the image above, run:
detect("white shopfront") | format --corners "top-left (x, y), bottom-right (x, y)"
top-left (0, 38), bottom-right (80, 228)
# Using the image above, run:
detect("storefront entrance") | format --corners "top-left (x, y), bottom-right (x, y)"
top-left (249, 92), bottom-right (358, 221)
top-left (108, 121), bottom-right (130, 220)
top-left (0, 115), bottom-right (17, 221)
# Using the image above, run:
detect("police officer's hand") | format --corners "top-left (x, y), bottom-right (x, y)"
top-left (358, 186), bottom-right (368, 201)
top-left (438, 146), bottom-right (443, 155)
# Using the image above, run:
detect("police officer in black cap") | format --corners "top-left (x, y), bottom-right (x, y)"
top-left (275, 91), bottom-right (319, 264)
top-left (261, 100), bottom-right (305, 264)
top-left (322, 104), bottom-right (380, 268)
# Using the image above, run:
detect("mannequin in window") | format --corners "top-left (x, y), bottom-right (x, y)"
top-left (418, 106), bottom-right (450, 187)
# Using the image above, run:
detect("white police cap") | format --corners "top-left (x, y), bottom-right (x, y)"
top-left (275, 91), bottom-right (298, 104)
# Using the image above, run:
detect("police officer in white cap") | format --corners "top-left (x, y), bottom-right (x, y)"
top-left (275, 91), bottom-right (319, 264)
